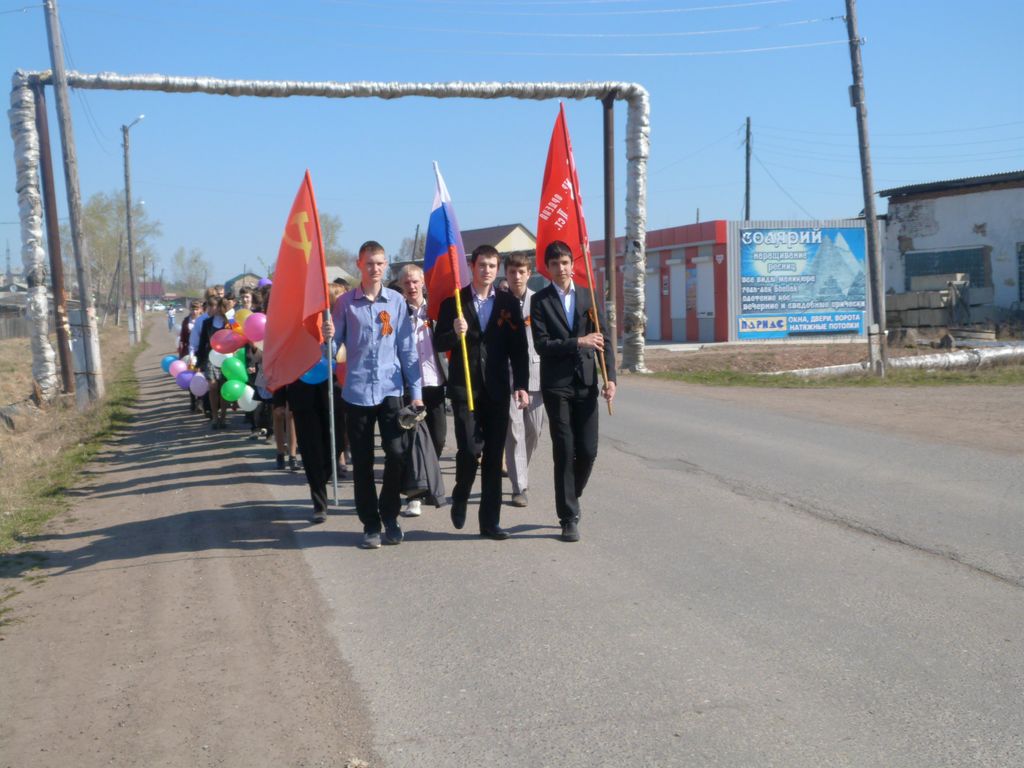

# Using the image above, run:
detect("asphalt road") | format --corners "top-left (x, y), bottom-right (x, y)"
top-left (262, 377), bottom-right (1024, 767)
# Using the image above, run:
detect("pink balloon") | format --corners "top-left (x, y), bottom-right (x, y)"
top-left (243, 312), bottom-right (267, 342)
top-left (189, 373), bottom-right (209, 397)
top-left (211, 328), bottom-right (245, 354)
top-left (168, 359), bottom-right (188, 378)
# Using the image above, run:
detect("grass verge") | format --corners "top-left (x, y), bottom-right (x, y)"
top-left (655, 364), bottom-right (1024, 388)
top-left (0, 330), bottom-right (145, 555)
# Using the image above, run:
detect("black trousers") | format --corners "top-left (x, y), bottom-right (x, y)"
top-left (451, 389), bottom-right (510, 531)
top-left (345, 396), bottom-right (407, 533)
top-left (542, 390), bottom-right (599, 523)
top-left (290, 382), bottom-right (345, 515)
top-left (421, 384), bottom-right (447, 458)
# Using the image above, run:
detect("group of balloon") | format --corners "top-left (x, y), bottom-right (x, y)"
top-left (160, 306), bottom-right (340, 403)
top-left (159, 309), bottom-right (268, 412)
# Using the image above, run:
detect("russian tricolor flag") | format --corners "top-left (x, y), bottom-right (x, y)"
top-left (424, 162), bottom-right (471, 321)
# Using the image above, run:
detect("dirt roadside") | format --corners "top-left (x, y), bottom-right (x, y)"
top-left (634, 375), bottom-right (1024, 456)
top-left (639, 343), bottom-right (1024, 456)
top-left (0, 351), bottom-right (379, 768)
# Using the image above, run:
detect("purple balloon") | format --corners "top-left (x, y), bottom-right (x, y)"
top-left (175, 370), bottom-right (194, 390)
top-left (189, 372), bottom-right (209, 397)
top-left (257, 277), bottom-right (272, 287)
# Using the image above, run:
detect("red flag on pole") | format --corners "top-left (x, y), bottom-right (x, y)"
top-left (262, 170), bottom-right (329, 392)
top-left (535, 103), bottom-right (593, 284)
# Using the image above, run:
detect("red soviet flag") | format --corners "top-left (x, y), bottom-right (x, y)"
top-left (535, 102), bottom-right (593, 285)
top-left (262, 170), bottom-right (329, 392)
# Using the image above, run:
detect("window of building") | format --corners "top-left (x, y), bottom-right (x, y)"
top-left (1018, 243), bottom-right (1024, 303)
top-left (904, 248), bottom-right (989, 290)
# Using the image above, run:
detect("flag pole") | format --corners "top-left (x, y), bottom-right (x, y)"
top-left (448, 245), bottom-right (474, 413)
top-left (434, 162), bottom-right (473, 412)
top-left (559, 105), bottom-right (612, 415)
top-left (306, 171), bottom-right (339, 505)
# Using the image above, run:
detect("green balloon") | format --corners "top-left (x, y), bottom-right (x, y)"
top-left (234, 347), bottom-right (246, 363)
top-left (221, 378), bottom-right (246, 402)
top-left (221, 356), bottom-right (247, 383)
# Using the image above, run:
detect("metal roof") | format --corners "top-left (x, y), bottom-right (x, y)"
top-left (877, 170), bottom-right (1024, 198)
top-left (460, 223), bottom-right (535, 255)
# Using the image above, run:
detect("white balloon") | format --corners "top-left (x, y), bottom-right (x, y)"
top-left (208, 350), bottom-right (228, 366)
top-left (237, 385), bottom-right (258, 412)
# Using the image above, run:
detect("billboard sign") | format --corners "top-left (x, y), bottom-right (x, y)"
top-left (738, 227), bottom-right (866, 339)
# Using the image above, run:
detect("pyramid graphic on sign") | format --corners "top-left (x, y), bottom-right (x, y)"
top-left (797, 233), bottom-right (865, 302)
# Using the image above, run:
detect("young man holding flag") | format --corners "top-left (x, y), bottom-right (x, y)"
top-left (328, 241), bottom-right (423, 549)
top-left (530, 241), bottom-right (616, 543)
top-left (434, 245), bottom-right (530, 540)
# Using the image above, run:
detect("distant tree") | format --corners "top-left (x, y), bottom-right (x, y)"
top-left (319, 212), bottom-right (357, 274)
top-left (396, 234), bottom-right (425, 263)
top-left (169, 246), bottom-right (212, 295)
top-left (60, 190), bottom-right (161, 308)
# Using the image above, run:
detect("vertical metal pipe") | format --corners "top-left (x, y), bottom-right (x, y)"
top-left (31, 80), bottom-right (75, 394)
top-left (602, 93), bottom-right (617, 355)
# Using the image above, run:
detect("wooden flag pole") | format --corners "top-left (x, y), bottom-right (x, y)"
top-left (559, 106), bottom-right (612, 415)
top-left (306, 171), bottom-right (339, 505)
top-left (448, 246), bottom-right (474, 412)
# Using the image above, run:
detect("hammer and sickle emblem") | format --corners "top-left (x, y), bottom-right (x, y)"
top-left (283, 211), bottom-right (313, 263)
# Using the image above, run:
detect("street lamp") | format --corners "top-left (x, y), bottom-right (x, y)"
top-left (122, 113), bottom-right (144, 344)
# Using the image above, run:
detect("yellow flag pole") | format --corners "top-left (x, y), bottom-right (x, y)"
top-left (448, 246), bottom-right (474, 412)
top-left (582, 245), bottom-right (612, 416)
top-left (558, 107), bottom-right (612, 415)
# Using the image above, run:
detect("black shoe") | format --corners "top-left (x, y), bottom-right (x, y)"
top-left (450, 498), bottom-right (467, 530)
top-left (312, 509), bottom-right (327, 524)
top-left (276, 454), bottom-right (285, 470)
top-left (480, 526), bottom-right (511, 541)
top-left (383, 521), bottom-right (403, 545)
top-left (560, 520), bottom-right (580, 542)
top-left (289, 456), bottom-right (300, 472)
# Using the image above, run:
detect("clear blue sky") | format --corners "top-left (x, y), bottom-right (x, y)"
top-left (2, 0), bottom-right (1022, 284)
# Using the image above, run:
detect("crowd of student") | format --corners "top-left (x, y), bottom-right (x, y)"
top-left (167, 238), bottom-right (615, 548)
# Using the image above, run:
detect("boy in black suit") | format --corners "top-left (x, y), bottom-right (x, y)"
top-left (530, 240), bottom-right (617, 542)
top-left (434, 245), bottom-right (530, 540)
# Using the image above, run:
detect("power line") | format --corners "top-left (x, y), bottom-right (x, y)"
top-left (759, 119), bottom-right (1024, 138)
top-left (328, 0), bottom-right (795, 17)
top-left (752, 152), bottom-right (815, 218)
top-left (347, 15), bottom-right (838, 39)
top-left (649, 124), bottom-right (744, 174)
top-left (58, 12), bottom-right (115, 157)
top-left (480, 39), bottom-right (849, 57)
top-left (757, 131), bottom-right (1024, 150)
top-left (0, 4), bottom-right (42, 13)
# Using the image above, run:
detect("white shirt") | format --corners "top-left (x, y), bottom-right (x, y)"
top-left (553, 282), bottom-right (576, 329)
top-left (410, 302), bottom-right (442, 387)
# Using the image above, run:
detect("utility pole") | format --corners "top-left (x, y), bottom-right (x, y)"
top-left (122, 115), bottom-right (144, 345)
top-left (744, 116), bottom-right (752, 221)
top-left (43, 0), bottom-right (104, 400)
top-left (30, 79), bottom-right (74, 394)
top-left (411, 223), bottom-right (421, 263)
top-left (602, 92), bottom-right (618, 355)
top-left (845, 0), bottom-right (887, 375)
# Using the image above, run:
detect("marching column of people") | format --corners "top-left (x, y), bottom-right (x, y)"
top-left (168, 238), bottom-right (615, 547)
